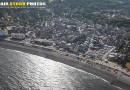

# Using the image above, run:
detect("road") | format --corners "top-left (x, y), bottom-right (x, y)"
top-left (102, 46), bottom-right (116, 60)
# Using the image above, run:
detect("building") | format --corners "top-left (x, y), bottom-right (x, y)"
top-left (89, 43), bottom-right (100, 50)
top-left (26, 31), bottom-right (36, 38)
top-left (107, 53), bottom-right (117, 60)
top-left (108, 52), bottom-right (126, 62)
top-left (6, 26), bottom-right (16, 34)
top-left (11, 33), bottom-right (25, 40)
top-left (0, 30), bottom-right (8, 36)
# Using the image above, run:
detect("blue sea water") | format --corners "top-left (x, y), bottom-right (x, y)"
top-left (0, 47), bottom-right (121, 90)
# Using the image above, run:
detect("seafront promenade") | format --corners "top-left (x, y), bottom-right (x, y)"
top-left (55, 50), bottom-right (130, 77)
top-left (0, 40), bottom-right (130, 90)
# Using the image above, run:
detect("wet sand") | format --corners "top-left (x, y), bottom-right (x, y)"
top-left (0, 41), bottom-right (130, 90)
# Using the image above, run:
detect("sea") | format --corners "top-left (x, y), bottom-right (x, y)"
top-left (0, 47), bottom-right (121, 90)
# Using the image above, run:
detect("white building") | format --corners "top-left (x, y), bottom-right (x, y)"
top-left (0, 30), bottom-right (8, 36)
top-left (26, 31), bottom-right (36, 38)
top-left (11, 33), bottom-right (25, 40)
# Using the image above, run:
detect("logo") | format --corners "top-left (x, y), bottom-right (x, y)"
top-left (0, 1), bottom-right (46, 8)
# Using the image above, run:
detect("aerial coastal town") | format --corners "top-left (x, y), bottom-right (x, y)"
top-left (0, 0), bottom-right (130, 77)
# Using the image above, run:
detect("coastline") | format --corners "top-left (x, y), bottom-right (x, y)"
top-left (0, 41), bottom-right (130, 90)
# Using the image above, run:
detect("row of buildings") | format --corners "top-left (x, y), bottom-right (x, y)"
top-left (0, 28), bottom-right (25, 40)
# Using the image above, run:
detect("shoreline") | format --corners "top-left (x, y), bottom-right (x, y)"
top-left (0, 41), bottom-right (130, 90)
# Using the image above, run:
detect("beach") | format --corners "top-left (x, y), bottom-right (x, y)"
top-left (0, 41), bottom-right (130, 90)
